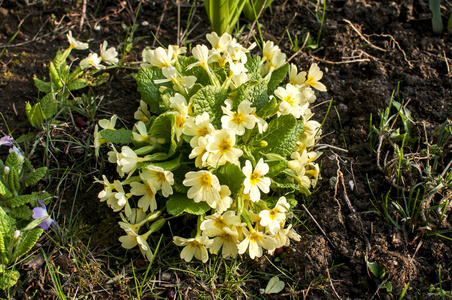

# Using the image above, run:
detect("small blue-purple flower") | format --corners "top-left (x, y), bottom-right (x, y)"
top-left (32, 200), bottom-right (55, 230)
top-left (0, 136), bottom-right (13, 147)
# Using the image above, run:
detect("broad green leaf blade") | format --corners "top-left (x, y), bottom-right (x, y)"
top-left (136, 67), bottom-right (168, 114)
top-left (191, 85), bottom-right (227, 128)
top-left (7, 167), bottom-right (20, 196)
top-left (166, 194), bottom-right (211, 216)
top-left (268, 63), bottom-right (289, 94)
top-left (0, 181), bottom-right (13, 198)
top-left (67, 78), bottom-right (89, 91)
top-left (252, 114), bottom-right (303, 157)
top-left (270, 180), bottom-right (311, 196)
top-left (150, 113), bottom-right (177, 156)
top-left (22, 167), bottom-right (47, 188)
top-left (25, 102), bottom-right (45, 129)
top-left (0, 267), bottom-right (20, 290)
top-left (265, 276), bottom-right (285, 294)
top-left (234, 77), bottom-right (270, 111)
top-left (100, 129), bottom-right (133, 144)
top-left (0, 207), bottom-right (12, 264)
top-left (215, 162), bottom-right (245, 194)
top-left (11, 228), bottom-right (43, 261)
top-left (33, 77), bottom-right (51, 93)
top-left (11, 205), bottom-right (33, 220)
top-left (39, 93), bottom-right (58, 119)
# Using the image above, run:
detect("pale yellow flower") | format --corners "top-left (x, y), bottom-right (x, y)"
top-left (259, 197), bottom-right (290, 235)
top-left (237, 227), bottom-right (277, 259)
top-left (173, 236), bottom-right (213, 263)
top-left (302, 63), bottom-right (327, 92)
top-left (183, 170), bottom-right (221, 207)
top-left (206, 129), bottom-right (243, 166)
top-left (242, 158), bottom-right (271, 202)
top-left (141, 165), bottom-right (174, 197)
top-left (100, 41), bottom-right (119, 65)
top-left (221, 100), bottom-right (257, 136)
top-left (66, 31), bottom-right (88, 50)
top-left (80, 53), bottom-right (105, 70)
top-left (130, 180), bottom-right (157, 212)
top-left (183, 112), bottom-right (215, 148)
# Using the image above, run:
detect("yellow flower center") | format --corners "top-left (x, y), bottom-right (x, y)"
top-left (214, 217), bottom-right (226, 229)
top-left (199, 173), bottom-right (212, 187)
top-left (197, 127), bottom-right (209, 137)
top-left (285, 95), bottom-right (295, 106)
top-left (231, 112), bottom-right (245, 126)
top-left (156, 172), bottom-right (167, 183)
top-left (250, 172), bottom-right (261, 186)
top-left (218, 139), bottom-right (232, 154)
top-left (176, 115), bottom-right (185, 129)
top-left (249, 232), bottom-right (262, 243)
top-left (269, 209), bottom-right (277, 221)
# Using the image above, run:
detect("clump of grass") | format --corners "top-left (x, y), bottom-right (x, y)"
top-left (369, 85), bottom-right (452, 236)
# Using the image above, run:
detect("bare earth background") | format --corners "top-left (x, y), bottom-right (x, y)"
top-left (1, 0), bottom-right (452, 298)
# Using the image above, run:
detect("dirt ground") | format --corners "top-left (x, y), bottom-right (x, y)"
top-left (1, 0), bottom-right (452, 299)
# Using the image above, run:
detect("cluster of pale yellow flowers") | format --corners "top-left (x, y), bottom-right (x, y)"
top-left (95, 32), bottom-right (325, 262)
top-left (65, 31), bottom-right (119, 70)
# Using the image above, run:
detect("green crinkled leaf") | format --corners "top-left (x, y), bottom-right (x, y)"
top-left (150, 113), bottom-right (177, 156)
top-left (0, 181), bottom-right (12, 198)
top-left (257, 97), bottom-right (278, 119)
top-left (15, 132), bottom-right (35, 144)
top-left (215, 162), bottom-right (245, 194)
top-left (267, 63), bottom-right (289, 94)
top-left (67, 78), bottom-right (89, 91)
top-left (11, 228), bottom-right (43, 261)
top-left (166, 194), bottom-right (211, 216)
top-left (147, 154), bottom-right (181, 171)
top-left (244, 53), bottom-right (261, 74)
top-left (266, 159), bottom-right (289, 178)
top-left (39, 93), bottom-right (58, 119)
top-left (25, 102), bottom-right (45, 129)
top-left (235, 78), bottom-right (269, 111)
top-left (22, 167), bottom-right (47, 188)
top-left (7, 167), bottom-right (20, 196)
top-left (252, 115), bottom-right (303, 157)
top-left (0, 207), bottom-right (12, 264)
top-left (191, 85), bottom-right (227, 127)
top-left (270, 180), bottom-right (311, 196)
top-left (136, 67), bottom-right (168, 114)
top-left (6, 151), bottom-right (23, 173)
top-left (33, 77), bottom-right (51, 93)
top-left (49, 61), bottom-right (63, 88)
top-left (11, 205), bottom-right (32, 220)
top-left (100, 129), bottom-right (133, 144)
top-left (91, 73), bottom-right (110, 87)
top-left (0, 267), bottom-right (20, 290)
top-left (8, 191), bottom-right (50, 209)
top-left (179, 57), bottom-right (209, 86)
top-left (7, 195), bottom-right (34, 208)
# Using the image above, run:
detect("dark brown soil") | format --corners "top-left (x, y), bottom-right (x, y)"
top-left (1, 0), bottom-right (452, 298)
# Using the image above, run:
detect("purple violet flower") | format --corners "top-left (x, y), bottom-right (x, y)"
top-left (0, 136), bottom-right (13, 147)
top-left (32, 200), bottom-right (55, 230)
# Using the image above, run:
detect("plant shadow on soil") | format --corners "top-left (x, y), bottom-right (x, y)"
top-left (1, 0), bottom-right (452, 298)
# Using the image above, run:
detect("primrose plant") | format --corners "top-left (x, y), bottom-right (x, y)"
top-left (0, 136), bottom-right (55, 289)
top-left (95, 32), bottom-right (326, 262)
top-left (28, 31), bottom-right (119, 129)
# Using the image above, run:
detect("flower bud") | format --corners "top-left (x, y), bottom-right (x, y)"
top-left (260, 141), bottom-right (268, 147)
top-left (13, 230), bottom-right (20, 238)
top-left (4, 166), bottom-right (10, 174)
top-left (148, 218), bottom-right (166, 234)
